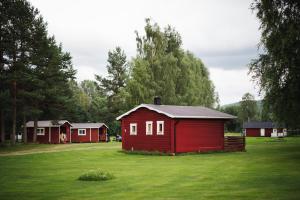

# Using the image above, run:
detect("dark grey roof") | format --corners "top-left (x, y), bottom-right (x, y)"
top-left (116, 104), bottom-right (236, 120)
top-left (26, 120), bottom-right (71, 127)
top-left (243, 121), bottom-right (285, 128)
top-left (71, 123), bottom-right (108, 129)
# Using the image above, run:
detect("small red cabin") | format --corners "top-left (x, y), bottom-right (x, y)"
top-left (26, 120), bottom-right (72, 144)
top-left (70, 123), bottom-right (108, 143)
top-left (243, 121), bottom-right (287, 137)
top-left (117, 103), bottom-right (236, 154)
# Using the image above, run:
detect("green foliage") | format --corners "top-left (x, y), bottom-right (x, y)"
top-left (238, 93), bottom-right (258, 122)
top-left (220, 105), bottom-right (241, 132)
top-left (126, 19), bottom-right (217, 108)
top-left (250, 0), bottom-right (300, 128)
top-left (0, 0), bottom-right (75, 143)
top-left (95, 47), bottom-right (129, 135)
top-left (78, 169), bottom-right (114, 181)
top-left (67, 80), bottom-right (107, 123)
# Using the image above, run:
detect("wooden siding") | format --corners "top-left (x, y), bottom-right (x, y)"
top-left (224, 136), bottom-right (245, 152)
top-left (71, 128), bottom-right (99, 143)
top-left (246, 128), bottom-right (260, 137)
top-left (246, 128), bottom-right (273, 137)
top-left (175, 119), bottom-right (225, 153)
top-left (265, 128), bottom-right (272, 137)
top-left (99, 127), bottom-right (107, 142)
top-left (121, 107), bottom-right (172, 153)
top-left (27, 127), bottom-right (60, 144)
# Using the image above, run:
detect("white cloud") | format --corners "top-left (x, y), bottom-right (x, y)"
top-left (209, 68), bottom-right (261, 105)
top-left (29, 0), bottom-right (261, 105)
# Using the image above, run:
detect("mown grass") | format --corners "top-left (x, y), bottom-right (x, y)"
top-left (0, 137), bottom-right (300, 200)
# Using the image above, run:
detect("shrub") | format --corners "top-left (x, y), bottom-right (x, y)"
top-left (78, 169), bottom-right (114, 181)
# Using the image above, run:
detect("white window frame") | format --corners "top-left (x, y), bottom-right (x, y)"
top-left (157, 121), bottom-right (164, 135)
top-left (37, 128), bottom-right (45, 136)
top-left (146, 121), bottom-right (153, 135)
top-left (283, 128), bottom-right (287, 133)
top-left (78, 129), bottom-right (86, 136)
top-left (130, 123), bottom-right (137, 135)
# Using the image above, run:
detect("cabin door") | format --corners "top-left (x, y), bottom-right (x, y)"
top-left (260, 128), bottom-right (265, 137)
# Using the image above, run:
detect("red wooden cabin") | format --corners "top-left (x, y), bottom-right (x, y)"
top-left (70, 123), bottom-right (108, 143)
top-left (117, 101), bottom-right (236, 154)
top-left (243, 121), bottom-right (287, 137)
top-left (26, 120), bottom-right (72, 144)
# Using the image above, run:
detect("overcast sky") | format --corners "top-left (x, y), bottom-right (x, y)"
top-left (30, 0), bottom-right (261, 105)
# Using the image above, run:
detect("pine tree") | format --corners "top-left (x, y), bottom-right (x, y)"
top-left (96, 47), bottom-right (128, 134)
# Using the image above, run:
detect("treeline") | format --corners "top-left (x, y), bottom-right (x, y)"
top-left (221, 93), bottom-right (272, 132)
top-left (0, 1), bottom-right (218, 144)
top-left (0, 0), bottom-right (76, 144)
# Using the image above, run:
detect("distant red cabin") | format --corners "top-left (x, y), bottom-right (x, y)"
top-left (26, 120), bottom-right (72, 144)
top-left (71, 123), bottom-right (108, 143)
top-left (243, 121), bottom-right (287, 137)
top-left (117, 103), bottom-right (236, 154)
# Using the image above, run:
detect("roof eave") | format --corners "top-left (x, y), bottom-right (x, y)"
top-left (116, 104), bottom-right (237, 120)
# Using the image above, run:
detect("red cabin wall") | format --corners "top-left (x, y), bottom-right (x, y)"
top-left (99, 127), bottom-right (107, 142)
top-left (175, 119), bottom-right (225, 153)
top-left (27, 127), bottom-right (51, 143)
top-left (27, 127), bottom-right (59, 143)
top-left (246, 128), bottom-right (260, 137)
top-left (121, 108), bottom-right (172, 153)
top-left (26, 123), bottom-right (71, 144)
top-left (246, 128), bottom-right (273, 137)
top-left (71, 128), bottom-right (99, 143)
top-left (120, 107), bottom-right (227, 153)
top-left (51, 127), bottom-right (59, 143)
top-left (65, 125), bottom-right (71, 142)
top-left (265, 128), bottom-right (272, 137)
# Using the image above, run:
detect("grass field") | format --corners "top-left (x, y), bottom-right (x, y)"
top-left (0, 137), bottom-right (300, 200)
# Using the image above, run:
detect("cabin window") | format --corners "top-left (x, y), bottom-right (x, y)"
top-left (273, 128), bottom-right (277, 133)
top-left (157, 121), bottom-right (164, 135)
top-left (283, 128), bottom-right (287, 133)
top-left (78, 129), bottom-right (86, 136)
top-left (146, 121), bottom-right (153, 135)
top-left (37, 128), bottom-right (45, 135)
top-left (130, 123), bottom-right (137, 135)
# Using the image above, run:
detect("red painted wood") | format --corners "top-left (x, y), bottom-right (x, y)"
top-left (121, 107), bottom-right (172, 153)
top-left (246, 128), bottom-right (260, 137)
top-left (27, 122), bottom-right (71, 144)
top-left (51, 127), bottom-right (59, 144)
top-left (71, 128), bottom-right (100, 143)
top-left (246, 128), bottom-right (275, 137)
top-left (175, 119), bottom-right (225, 153)
top-left (120, 107), bottom-right (227, 153)
top-left (265, 128), bottom-right (272, 137)
top-left (99, 127), bottom-right (107, 142)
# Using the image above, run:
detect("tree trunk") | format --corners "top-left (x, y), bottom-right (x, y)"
top-left (23, 113), bottom-right (27, 144)
top-left (0, 109), bottom-right (5, 144)
top-left (11, 80), bottom-right (16, 145)
top-left (33, 118), bottom-right (37, 143)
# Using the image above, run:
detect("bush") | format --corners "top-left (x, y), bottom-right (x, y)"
top-left (78, 169), bottom-right (114, 181)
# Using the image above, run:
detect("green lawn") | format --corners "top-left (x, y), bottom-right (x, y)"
top-left (0, 137), bottom-right (300, 200)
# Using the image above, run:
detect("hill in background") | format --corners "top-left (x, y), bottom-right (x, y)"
top-left (221, 100), bottom-right (263, 113)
